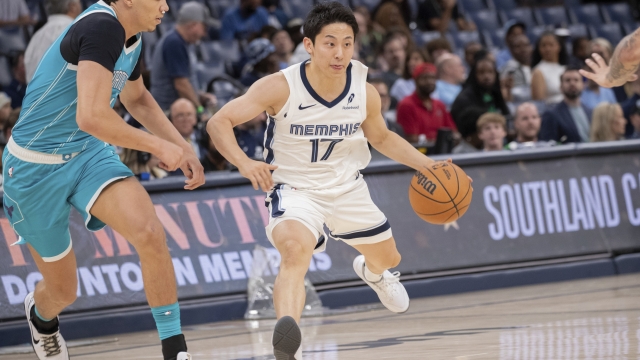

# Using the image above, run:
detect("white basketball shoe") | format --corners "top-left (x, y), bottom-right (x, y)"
top-left (353, 255), bottom-right (410, 313)
top-left (24, 292), bottom-right (69, 360)
top-left (176, 352), bottom-right (192, 360)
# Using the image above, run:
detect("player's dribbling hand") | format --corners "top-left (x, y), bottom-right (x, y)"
top-left (238, 159), bottom-right (278, 192)
top-left (157, 142), bottom-right (184, 172)
top-left (179, 151), bottom-right (205, 190)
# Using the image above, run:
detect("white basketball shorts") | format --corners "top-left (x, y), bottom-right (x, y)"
top-left (264, 175), bottom-right (392, 253)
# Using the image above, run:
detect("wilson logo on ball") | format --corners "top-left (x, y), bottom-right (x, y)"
top-left (414, 171), bottom-right (437, 195)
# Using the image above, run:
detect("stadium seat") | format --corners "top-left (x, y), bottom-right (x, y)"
top-left (199, 40), bottom-right (241, 65)
top-left (281, 0), bottom-right (313, 19)
top-left (489, 0), bottom-right (517, 12)
top-left (527, 25), bottom-right (552, 42)
top-left (501, 8), bottom-right (537, 29)
top-left (591, 23), bottom-right (623, 45)
top-left (623, 22), bottom-right (640, 36)
top-left (534, 6), bottom-right (569, 26)
top-left (353, 0), bottom-right (381, 12)
top-left (601, 3), bottom-right (635, 26)
top-left (567, 23), bottom-right (589, 39)
top-left (470, 9), bottom-right (501, 31)
top-left (0, 56), bottom-right (11, 88)
top-left (417, 31), bottom-right (444, 47)
top-left (482, 29), bottom-right (505, 49)
top-left (569, 4), bottom-right (603, 25)
top-left (459, 0), bottom-right (489, 13)
top-left (452, 31), bottom-right (482, 49)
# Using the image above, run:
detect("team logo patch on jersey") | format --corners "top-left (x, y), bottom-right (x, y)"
top-left (343, 93), bottom-right (359, 110)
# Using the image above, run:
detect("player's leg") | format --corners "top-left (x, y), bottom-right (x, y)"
top-left (351, 237), bottom-right (401, 276)
top-left (271, 220), bottom-right (317, 322)
top-left (88, 177), bottom-right (189, 359)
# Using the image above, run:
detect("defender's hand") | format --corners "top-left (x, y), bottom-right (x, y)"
top-left (157, 141), bottom-right (184, 172)
top-left (238, 159), bottom-right (278, 192)
top-left (179, 150), bottom-right (205, 190)
top-left (580, 53), bottom-right (638, 88)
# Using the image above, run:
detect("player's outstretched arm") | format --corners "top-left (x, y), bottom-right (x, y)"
top-left (76, 61), bottom-right (184, 173)
top-left (361, 83), bottom-right (436, 170)
top-left (120, 76), bottom-right (205, 190)
top-left (206, 73), bottom-right (288, 191)
top-left (580, 28), bottom-right (640, 88)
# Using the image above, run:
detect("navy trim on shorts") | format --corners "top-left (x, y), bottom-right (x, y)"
top-left (267, 184), bottom-right (285, 218)
top-left (315, 235), bottom-right (325, 250)
top-left (331, 219), bottom-right (391, 240)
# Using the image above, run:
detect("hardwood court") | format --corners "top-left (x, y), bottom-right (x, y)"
top-left (2, 274), bottom-right (639, 359)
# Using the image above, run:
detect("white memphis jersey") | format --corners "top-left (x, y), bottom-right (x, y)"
top-left (264, 60), bottom-right (371, 190)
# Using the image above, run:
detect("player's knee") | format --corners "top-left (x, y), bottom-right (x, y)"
top-left (380, 249), bottom-right (401, 269)
top-left (278, 240), bottom-right (311, 270)
top-left (50, 282), bottom-right (77, 306)
top-left (131, 220), bottom-right (165, 250)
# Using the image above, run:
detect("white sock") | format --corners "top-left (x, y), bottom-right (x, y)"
top-left (364, 263), bottom-right (383, 282)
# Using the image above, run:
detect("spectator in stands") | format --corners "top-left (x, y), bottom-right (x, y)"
top-left (169, 99), bottom-right (204, 159)
top-left (506, 102), bottom-right (555, 150)
top-left (391, 49), bottom-right (429, 103)
top-left (150, 2), bottom-right (217, 113)
top-left (354, 6), bottom-right (384, 69)
top-left (500, 34), bottom-right (533, 103)
top-left (370, 78), bottom-right (403, 133)
top-left (373, 0), bottom-right (414, 28)
top-left (539, 67), bottom-right (591, 143)
top-left (496, 20), bottom-right (526, 72)
top-left (270, 29), bottom-right (294, 70)
top-left (220, 0), bottom-right (270, 41)
top-left (627, 100), bottom-right (640, 139)
top-left (120, 148), bottom-right (168, 181)
top-left (581, 66), bottom-right (617, 113)
top-left (621, 71), bottom-right (640, 137)
top-left (0, 0), bottom-right (35, 53)
top-left (590, 103), bottom-right (627, 142)
top-left (201, 133), bottom-right (234, 172)
top-left (235, 111), bottom-right (267, 159)
top-left (240, 38), bottom-right (279, 87)
top-left (464, 41), bottom-right (482, 70)
top-left (570, 36), bottom-right (590, 68)
top-left (531, 32), bottom-right (568, 104)
top-left (590, 38), bottom-right (613, 64)
top-left (373, 2), bottom-right (410, 34)
top-left (433, 53), bottom-right (465, 110)
top-left (378, 35), bottom-right (407, 90)
top-left (477, 113), bottom-right (507, 151)
top-left (24, 0), bottom-right (82, 83)
top-left (451, 51), bottom-right (510, 126)
top-left (262, 0), bottom-right (288, 29)
top-left (426, 38), bottom-right (453, 63)
top-left (5, 51), bottom-right (27, 108)
top-left (3, 106), bottom-right (18, 144)
top-left (417, 0), bottom-right (475, 33)
top-left (396, 63), bottom-right (458, 143)
top-left (452, 106), bottom-right (484, 154)
top-left (0, 93), bottom-right (12, 139)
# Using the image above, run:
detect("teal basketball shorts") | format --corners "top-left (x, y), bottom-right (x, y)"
top-left (2, 138), bottom-right (134, 262)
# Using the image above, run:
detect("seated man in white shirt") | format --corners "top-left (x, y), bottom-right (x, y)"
top-left (507, 102), bottom-right (555, 149)
top-left (24, 0), bottom-right (82, 83)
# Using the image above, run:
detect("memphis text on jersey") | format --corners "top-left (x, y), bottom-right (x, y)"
top-left (289, 122), bottom-right (361, 137)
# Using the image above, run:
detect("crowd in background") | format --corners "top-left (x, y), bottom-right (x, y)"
top-left (0, 0), bottom-right (639, 181)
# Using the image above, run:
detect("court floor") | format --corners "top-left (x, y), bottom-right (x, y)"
top-left (2, 273), bottom-right (640, 359)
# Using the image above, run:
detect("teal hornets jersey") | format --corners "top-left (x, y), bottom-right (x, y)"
top-left (12, 1), bottom-right (141, 154)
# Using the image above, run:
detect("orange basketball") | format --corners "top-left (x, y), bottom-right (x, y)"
top-left (408, 162), bottom-right (473, 224)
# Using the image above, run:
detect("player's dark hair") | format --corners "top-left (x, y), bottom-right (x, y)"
top-left (303, 1), bottom-right (359, 44)
top-left (103, 0), bottom-right (118, 4)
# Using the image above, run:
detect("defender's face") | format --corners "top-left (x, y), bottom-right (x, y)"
top-left (135, 0), bottom-right (169, 32)
top-left (305, 23), bottom-right (355, 77)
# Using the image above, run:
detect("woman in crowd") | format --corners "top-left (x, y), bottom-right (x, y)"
top-left (354, 6), bottom-right (384, 69)
top-left (451, 51), bottom-right (510, 127)
top-left (531, 32), bottom-right (568, 104)
top-left (373, 0), bottom-right (414, 27)
top-left (590, 103), bottom-right (627, 142)
top-left (373, 1), bottom-right (411, 34)
top-left (390, 48), bottom-right (430, 103)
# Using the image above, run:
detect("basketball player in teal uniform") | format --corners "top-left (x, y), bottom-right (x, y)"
top-left (208, 2), bottom-right (454, 359)
top-left (4, 0), bottom-right (204, 359)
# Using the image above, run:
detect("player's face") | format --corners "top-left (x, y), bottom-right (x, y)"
top-left (137, 0), bottom-right (169, 32)
top-left (306, 23), bottom-right (355, 76)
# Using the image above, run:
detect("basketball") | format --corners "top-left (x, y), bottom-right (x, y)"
top-left (408, 162), bottom-right (473, 224)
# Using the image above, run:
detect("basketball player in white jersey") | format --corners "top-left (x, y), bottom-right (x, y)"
top-left (208, 2), bottom-right (444, 358)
